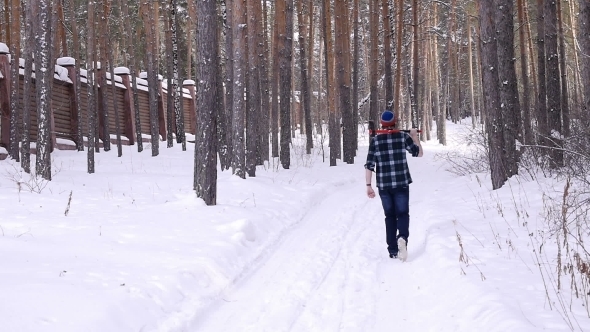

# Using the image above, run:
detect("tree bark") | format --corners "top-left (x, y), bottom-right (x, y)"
top-left (382, 0), bottom-right (393, 111)
top-left (411, 0), bottom-right (419, 128)
top-left (393, 0), bottom-right (403, 119)
top-left (323, 0), bottom-right (337, 166)
top-left (258, 0), bottom-right (271, 162)
top-left (246, 0), bottom-right (261, 176)
top-left (352, 0), bottom-right (359, 153)
top-left (165, 3), bottom-right (175, 148)
top-left (495, 0), bottom-right (520, 177)
top-left (194, 0), bottom-right (219, 205)
top-left (544, 0), bottom-right (563, 167)
top-left (557, 0), bottom-right (570, 138)
top-left (105, 0), bottom-right (122, 156)
top-left (232, 0), bottom-right (247, 178)
top-left (121, 0), bottom-right (142, 152)
top-left (432, 3), bottom-right (444, 145)
top-left (536, 0), bottom-right (548, 144)
top-left (279, 0), bottom-right (294, 169)
top-left (21, 0), bottom-right (34, 173)
top-left (271, 0), bottom-right (281, 158)
top-left (97, 1), bottom-right (111, 152)
top-left (8, 0), bottom-right (21, 160)
top-left (297, 0), bottom-right (313, 155)
top-left (580, 0), bottom-right (590, 126)
top-left (32, 0), bottom-right (54, 180)
top-left (517, 0), bottom-right (533, 145)
top-left (478, 0), bottom-right (507, 190)
top-left (86, 0), bottom-right (97, 172)
top-left (145, 1), bottom-right (160, 157)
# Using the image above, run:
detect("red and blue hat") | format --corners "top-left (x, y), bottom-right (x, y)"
top-left (380, 110), bottom-right (396, 127)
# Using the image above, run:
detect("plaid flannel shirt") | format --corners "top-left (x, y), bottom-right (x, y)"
top-left (364, 132), bottom-right (420, 189)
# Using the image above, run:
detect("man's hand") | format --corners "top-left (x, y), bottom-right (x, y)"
top-left (409, 128), bottom-right (424, 157)
top-left (366, 185), bottom-right (376, 198)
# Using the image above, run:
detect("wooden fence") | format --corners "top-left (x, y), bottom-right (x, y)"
top-left (0, 45), bottom-right (196, 155)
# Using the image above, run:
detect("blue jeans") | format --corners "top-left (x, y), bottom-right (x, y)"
top-left (378, 186), bottom-right (410, 255)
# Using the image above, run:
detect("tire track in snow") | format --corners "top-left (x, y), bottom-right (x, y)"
top-left (290, 197), bottom-right (385, 332)
top-left (186, 181), bottom-right (371, 331)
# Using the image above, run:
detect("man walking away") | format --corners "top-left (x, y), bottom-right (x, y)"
top-left (364, 110), bottom-right (423, 261)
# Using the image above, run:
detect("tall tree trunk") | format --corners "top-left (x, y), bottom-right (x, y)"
top-left (536, 0), bottom-right (549, 144)
top-left (258, 0), bottom-right (271, 162)
top-left (222, 0), bottom-right (234, 169)
top-left (32, 0), bottom-right (54, 180)
top-left (86, 0), bottom-right (96, 172)
top-left (145, 0), bottom-right (160, 157)
top-left (279, 0), bottom-right (294, 169)
top-left (411, 0), bottom-right (419, 128)
top-left (323, 0), bottom-right (337, 166)
top-left (382, 0), bottom-right (393, 111)
top-left (352, 0), bottom-right (359, 153)
top-left (104, 0), bottom-right (122, 156)
top-left (368, 0), bottom-right (378, 124)
top-left (448, 0), bottom-right (458, 123)
top-left (194, 0), bottom-right (219, 205)
top-left (517, 0), bottom-right (533, 145)
top-left (524, 1), bottom-right (538, 104)
top-left (8, 0), bottom-right (20, 160)
top-left (393, 0), bottom-right (403, 118)
top-left (495, 0), bottom-right (520, 177)
top-left (568, 0), bottom-right (583, 121)
top-left (171, 0), bottom-right (183, 148)
top-left (580, 0), bottom-right (590, 126)
top-left (297, 0), bottom-right (313, 155)
top-left (21, 0), bottom-right (34, 173)
top-left (1, 0), bottom-right (8, 42)
top-left (478, 0), bottom-right (507, 190)
top-left (56, 0), bottom-right (66, 57)
top-left (336, 0), bottom-right (353, 164)
top-left (98, 1), bottom-right (111, 152)
top-left (232, 0), bottom-right (247, 178)
top-left (165, 4), bottom-right (175, 148)
top-left (66, 0), bottom-right (83, 151)
top-left (271, 0), bottom-right (282, 158)
top-left (246, 0), bottom-right (261, 176)
top-left (545, 0), bottom-right (563, 167)
top-left (186, 0), bottom-right (195, 79)
top-left (432, 3), bottom-right (444, 145)
top-left (557, 0), bottom-right (570, 138)
top-left (121, 0), bottom-right (142, 152)
top-left (468, 21), bottom-right (476, 128)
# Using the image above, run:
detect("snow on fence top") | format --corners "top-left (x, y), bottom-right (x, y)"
top-left (114, 67), bottom-right (130, 75)
top-left (139, 72), bottom-right (163, 81)
top-left (3, 53), bottom-right (193, 99)
top-left (56, 57), bottom-right (75, 67)
top-left (17, 57), bottom-right (73, 84)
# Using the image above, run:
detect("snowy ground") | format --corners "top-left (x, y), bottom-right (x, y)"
top-left (1, 121), bottom-right (589, 332)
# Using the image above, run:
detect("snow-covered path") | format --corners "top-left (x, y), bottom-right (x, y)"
top-left (192, 178), bottom-right (376, 331)
top-left (181, 147), bottom-right (542, 332)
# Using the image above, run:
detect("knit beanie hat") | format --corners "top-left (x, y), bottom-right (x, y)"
top-left (380, 110), bottom-right (396, 127)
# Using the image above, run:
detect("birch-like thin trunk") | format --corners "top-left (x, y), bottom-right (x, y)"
top-left (21, 0), bottom-right (34, 173)
top-left (8, 0), bottom-right (21, 160)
